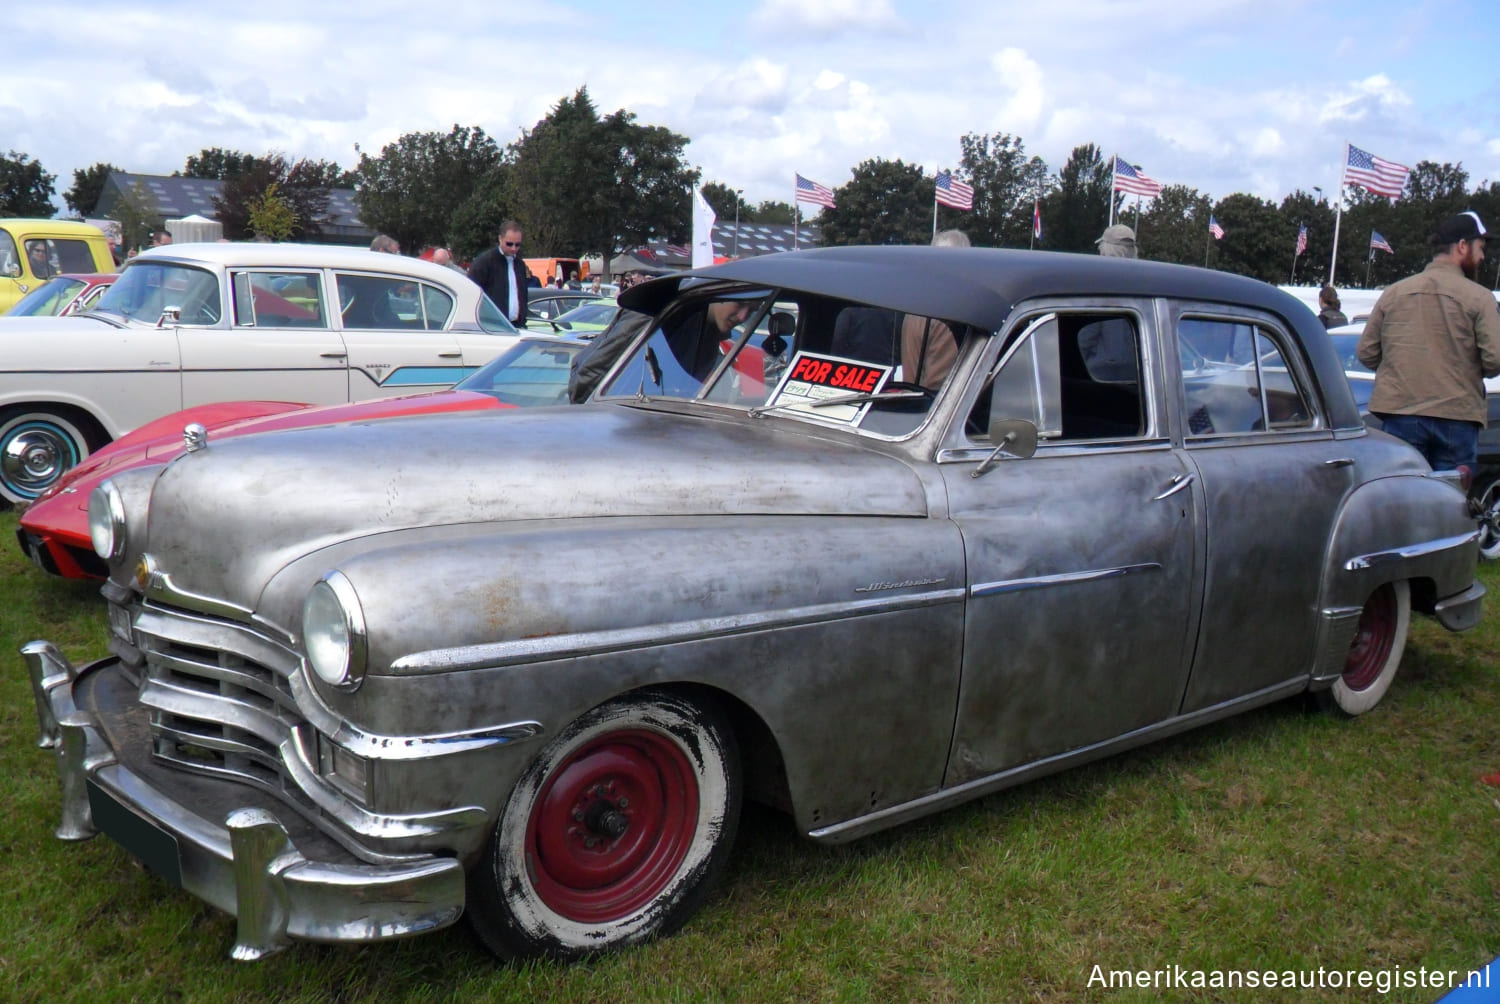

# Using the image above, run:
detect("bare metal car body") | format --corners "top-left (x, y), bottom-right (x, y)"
top-left (25, 246), bottom-right (1483, 961)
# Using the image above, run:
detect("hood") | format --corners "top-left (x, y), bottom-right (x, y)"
top-left (22, 391), bottom-right (504, 542)
top-left (140, 404), bottom-right (929, 610)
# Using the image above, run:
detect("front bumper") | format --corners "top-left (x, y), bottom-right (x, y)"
top-left (23, 641), bottom-right (466, 960)
top-left (15, 524), bottom-right (106, 580)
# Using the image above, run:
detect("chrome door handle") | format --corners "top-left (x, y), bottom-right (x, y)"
top-left (438, 351), bottom-right (462, 358)
top-left (1324, 457), bottom-right (1355, 468)
top-left (1152, 473), bottom-right (1195, 500)
top-left (319, 352), bottom-right (347, 359)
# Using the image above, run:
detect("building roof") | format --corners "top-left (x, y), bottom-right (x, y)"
top-left (640, 221), bottom-right (821, 266)
top-left (95, 172), bottom-right (371, 245)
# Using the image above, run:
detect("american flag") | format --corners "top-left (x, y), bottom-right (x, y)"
top-left (1370, 231), bottom-right (1393, 254)
top-left (1344, 144), bottom-right (1409, 199)
top-left (935, 170), bottom-right (974, 211)
top-left (795, 173), bottom-right (836, 209)
top-left (1295, 224), bottom-right (1308, 257)
top-left (665, 244), bottom-right (690, 257)
top-left (1033, 201), bottom-right (1042, 240)
top-left (1112, 157), bottom-right (1162, 198)
top-left (1208, 216), bottom-right (1224, 240)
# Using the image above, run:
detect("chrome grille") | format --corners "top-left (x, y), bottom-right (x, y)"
top-left (128, 601), bottom-right (307, 800)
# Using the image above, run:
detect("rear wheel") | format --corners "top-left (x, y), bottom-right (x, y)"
top-left (466, 690), bottom-right (740, 960)
top-left (1321, 580), bottom-right (1410, 716)
top-left (1474, 476), bottom-right (1500, 560)
top-left (0, 408), bottom-right (96, 505)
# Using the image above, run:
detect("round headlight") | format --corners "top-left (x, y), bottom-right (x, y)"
top-left (88, 480), bottom-right (127, 560)
top-left (302, 571), bottom-right (367, 689)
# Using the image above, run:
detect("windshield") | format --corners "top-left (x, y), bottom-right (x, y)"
top-left (7, 277), bottom-right (86, 317)
top-left (555, 301), bottom-right (617, 327)
top-left (95, 262), bottom-right (222, 324)
top-left (455, 338), bottom-right (585, 407)
top-left (1327, 333), bottom-right (1373, 375)
top-left (596, 283), bottom-right (966, 437)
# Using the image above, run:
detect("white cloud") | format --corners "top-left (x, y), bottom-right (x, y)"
top-left (749, 0), bottom-right (903, 36)
top-left (988, 48), bottom-right (1046, 133)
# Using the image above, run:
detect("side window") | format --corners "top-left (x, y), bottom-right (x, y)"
top-left (1179, 318), bottom-right (1311, 436)
top-left (421, 284), bottom-right (454, 329)
top-left (232, 272), bottom-right (326, 327)
top-left (0, 231), bottom-right (18, 277)
top-left (336, 273), bottom-right (423, 330)
top-left (24, 240), bottom-right (55, 279)
top-left (968, 312), bottom-right (1145, 443)
top-left (51, 239), bottom-right (97, 274)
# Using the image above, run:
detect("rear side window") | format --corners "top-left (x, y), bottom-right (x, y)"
top-left (336, 273), bottom-right (451, 330)
top-left (1178, 318), bottom-right (1311, 436)
top-left (50, 239), bottom-right (99, 273)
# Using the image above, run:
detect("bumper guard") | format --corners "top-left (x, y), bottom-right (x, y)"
top-left (22, 640), bottom-right (467, 960)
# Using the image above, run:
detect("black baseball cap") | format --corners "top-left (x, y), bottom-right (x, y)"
top-left (1433, 211), bottom-right (1494, 245)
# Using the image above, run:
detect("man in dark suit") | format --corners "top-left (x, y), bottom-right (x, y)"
top-left (467, 221), bottom-right (530, 325)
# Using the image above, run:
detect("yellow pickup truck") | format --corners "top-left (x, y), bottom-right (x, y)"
top-left (0, 219), bottom-right (115, 314)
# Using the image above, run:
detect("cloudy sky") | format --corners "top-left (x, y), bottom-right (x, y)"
top-left (4, 0), bottom-right (1497, 215)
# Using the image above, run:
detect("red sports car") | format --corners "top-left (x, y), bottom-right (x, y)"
top-left (16, 333), bottom-right (587, 579)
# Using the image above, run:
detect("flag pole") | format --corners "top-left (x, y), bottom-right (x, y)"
top-left (1204, 222), bottom-right (1211, 268)
top-left (1365, 248), bottom-right (1373, 287)
top-left (1289, 221), bottom-right (1300, 284)
top-left (932, 179), bottom-right (939, 242)
top-left (792, 176), bottom-right (798, 251)
top-left (1329, 142), bottom-right (1346, 285)
top-left (1029, 199), bottom-right (1036, 250)
top-left (1108, 155), bottom-right (1117, 228)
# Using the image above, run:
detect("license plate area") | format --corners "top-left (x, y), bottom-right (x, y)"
top-left (87, 779), bottom-right (183, 887)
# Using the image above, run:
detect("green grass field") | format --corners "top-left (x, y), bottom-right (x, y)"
top-left (2, 510), bottom-right (1496, 1003)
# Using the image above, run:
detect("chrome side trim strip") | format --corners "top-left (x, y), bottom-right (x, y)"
top-left (971, 562), bottom-right (1161, 598)
top-left (391, 587), bottom-right (969, 675)
top-left (1344, 530), bottom-right (1479, 570)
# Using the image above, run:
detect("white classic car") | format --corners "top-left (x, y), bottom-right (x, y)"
top-left (0, 243), bottom-right (522, 503)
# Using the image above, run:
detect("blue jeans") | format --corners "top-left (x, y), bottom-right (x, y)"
top-left (1377, 414), bottom-right (1479, 470)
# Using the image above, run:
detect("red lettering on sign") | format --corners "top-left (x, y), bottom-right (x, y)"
top-left (856, 367), bottom-right (879, 392)
top-left (789, 357), bottom-right (819, 382)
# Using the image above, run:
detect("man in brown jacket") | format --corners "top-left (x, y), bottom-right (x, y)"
top-left (1357, 211), bottom-right (1500, 470)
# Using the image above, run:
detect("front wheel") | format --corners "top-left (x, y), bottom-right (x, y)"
top-left (1321, 580), bottom-right (1410, 716)
top-left (466, 690), bottom-right (741, 961)
top-left (0, 408), bottom-right (95, 504)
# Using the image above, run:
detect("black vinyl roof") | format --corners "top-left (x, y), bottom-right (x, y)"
top-left (621, 245), bottom-right (1314, 334)
top-left (619, 244), bottom-right (1361, 430)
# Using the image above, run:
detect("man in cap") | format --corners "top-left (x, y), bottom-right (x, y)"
top-left (1357, 211), bottom-right (1500, 470)
top-left (1096, 224), bottom-right (1137, 258)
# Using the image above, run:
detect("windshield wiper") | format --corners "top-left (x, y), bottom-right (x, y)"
top-left (749, 387), bottom-right (926, 418)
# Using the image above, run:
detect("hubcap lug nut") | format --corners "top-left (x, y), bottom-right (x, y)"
top-left (617, 797), bottom-right (629, 808)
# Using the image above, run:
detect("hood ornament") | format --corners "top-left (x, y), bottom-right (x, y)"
top-left (183, 422), bottom-right (209, 453)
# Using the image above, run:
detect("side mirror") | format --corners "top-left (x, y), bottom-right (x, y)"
top-left (157, 306), bottom-right (181, 328)
top-left (972, 418), bottom-right (1038, 478)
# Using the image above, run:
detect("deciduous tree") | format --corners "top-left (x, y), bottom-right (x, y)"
top-left (1038, 144), bottom-right (1113, 254)
top-left (957, 132), bottom-right (1049, 248)
top-left (354, 125), bottom-right (502, 255)
top-left (504, 87), bottom-right (697, 262)
top-left (213, 153), bottom-right (332, 241)
top-left (63, 162), bottom-right (120, 217)
top-left (0, 151), bottom-right (57, 217)
top-left (817, 159), bottom-right (929, 246)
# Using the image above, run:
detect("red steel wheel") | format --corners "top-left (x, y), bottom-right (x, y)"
top-left (467, 690), bottom-right (740, 960)
top-left (1323, 580), bottom-right (1410, 716)
top-left (526, 728), bottom-right (699, 922)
